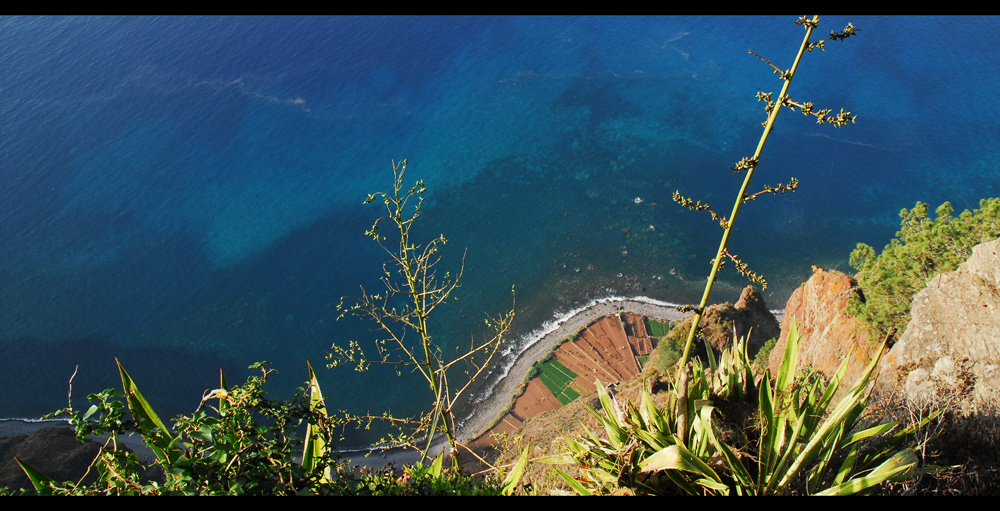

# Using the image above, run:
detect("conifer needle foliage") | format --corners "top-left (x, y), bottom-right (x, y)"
top-left (847, 198), bottom-right (1000, 341)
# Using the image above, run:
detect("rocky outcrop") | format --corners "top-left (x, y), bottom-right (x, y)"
top-left (767, 266), bottom-right (880, 391)
top-left (0, 427), bottom-right (101, 491)
top-left (0, 424), bottom-right (162, 492)
top-left (768, 240), bottom-right (1000, 414)
top-left (671, 285), bottom-right (780, 359)
top-left (879, 239), bottom-right (1000, 414)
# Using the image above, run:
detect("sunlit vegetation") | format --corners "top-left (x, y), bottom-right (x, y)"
top-left (645, 318), bottom-right (673, 338)
top-left (535, 359), bottom-right (582, 406)
top-left (847, 198), bottom-right (1000, 341)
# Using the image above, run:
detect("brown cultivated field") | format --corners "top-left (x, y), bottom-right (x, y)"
top-left (468, 313), bottom-right (655, 451)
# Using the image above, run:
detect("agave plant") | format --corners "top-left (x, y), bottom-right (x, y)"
top-left (549, 335), bottom-right (757, 495)
top-left (550, 320), bottom-right (928, 496)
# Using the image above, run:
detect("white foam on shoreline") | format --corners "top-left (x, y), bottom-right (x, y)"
top-left (473, 295), bottom-right (677, 398)
top-left (1, 295), bottom-right (785, 455)
top-left (453, 293), bottom-right (785, 437)
top-left (453, 293), bottom-right (685, 434)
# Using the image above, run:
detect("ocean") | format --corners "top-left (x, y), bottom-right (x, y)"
top-left (2, 16), bottom-right (999, 448)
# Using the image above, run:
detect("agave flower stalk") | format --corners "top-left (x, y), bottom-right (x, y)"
top-left (675, 16), bottom-right (855, 377)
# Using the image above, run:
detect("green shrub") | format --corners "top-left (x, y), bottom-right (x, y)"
top-left (847, 198), bottom-right (1000, 341)
top-left (13, 361), bottom-right (508, 496)
top-left (752, 337), bottom-right (777, 374)
top-left (523, 364), bottom-right (541, 382)
top-left (650, 335), bottom-right (683, 374)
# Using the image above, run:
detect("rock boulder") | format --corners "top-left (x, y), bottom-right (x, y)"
top-left (671, 285), bottom-right (780, 360)
top-left (0, 427), bottom-right (101, 491)
top-left (879, 239), bottom-right (1000, 414)
top-left (767, 266), bottom-right (881, 393)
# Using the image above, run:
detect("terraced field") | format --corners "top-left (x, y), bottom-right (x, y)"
top-left (645, 318), bottom-right (673, 338)
top-left (535, 358), bottom-right (582, 405)
top-left (471, 313), bottom-right (658, 445)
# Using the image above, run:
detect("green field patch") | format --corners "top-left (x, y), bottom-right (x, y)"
top-left (535, 359), bottom-right (581, 406)
top-left (637, 354), bottom-right (650, 368)
top-left (646, 318), bottom-right (673, 338)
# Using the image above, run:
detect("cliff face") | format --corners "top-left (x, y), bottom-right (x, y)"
top-left (769, 239), bottom-right (1000, 415)
top-left (670, 285), bottom-right (781, 360)
top-left (767, 266), bottom-right (881, 393)
top-left (879, 239), bottom-right (1000, 414)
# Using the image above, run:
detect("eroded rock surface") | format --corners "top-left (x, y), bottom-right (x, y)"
top-left (671, 285), bottom-right (780, 359)
top-left (767, 266), bottom-right (880, 392)
top-left (0, 427), bottom-right (101, 491)
top-left (880, 239), bottom-right (1000, 414)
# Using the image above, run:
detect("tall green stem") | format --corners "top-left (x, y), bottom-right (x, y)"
top-left (674, 17), bottom-right (818, 382)
top-left (393, 171), bottom-right (462, 471)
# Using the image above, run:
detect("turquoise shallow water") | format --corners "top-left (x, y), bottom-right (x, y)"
top-left (2, 16), bottom-right (999, 447)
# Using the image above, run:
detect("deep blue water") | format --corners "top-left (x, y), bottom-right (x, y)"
top-left (2, 16), bottom-right (999, 447)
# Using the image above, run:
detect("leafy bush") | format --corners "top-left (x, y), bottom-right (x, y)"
top-left (847, 198), bottom-right (1000, 340)
top-left (523, 364), bottom-right (541, 382)
top-left (752, 337), bottom-right (777, 374)
top-left (649, 333), bottom-right (683, 374)
top-left (13, 360), bottom-right (509, 496)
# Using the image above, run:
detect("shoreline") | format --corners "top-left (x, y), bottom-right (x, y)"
top-left (456, 296), bottom-right (782, 443)
top-left (1, 296), bottom-right (783, 470)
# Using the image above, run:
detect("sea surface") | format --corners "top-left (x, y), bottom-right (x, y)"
top-left (2, 16), bottom-right (999, 448)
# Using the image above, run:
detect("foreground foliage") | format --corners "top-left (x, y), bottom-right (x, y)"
top-left (847, 197), bottom-right (1000, 341)
top-left (329, 159), bottom-right (515, 472)
top-left (8, 164), bottom-right (523, 496)
top-left (12, 361), bottom-right (509, 495)
top-left (547, 321), bottom-right (929, 495)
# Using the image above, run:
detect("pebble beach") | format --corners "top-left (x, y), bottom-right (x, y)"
top-left (1, 296), bottom-right (782, 472)
top-left (457, 297), bottom-right (690, 442)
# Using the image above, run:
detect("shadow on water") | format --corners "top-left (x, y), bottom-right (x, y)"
top-left (0, 334), bottom-right (233, 422)
top-left (556, 72), bottom-right (643, 132)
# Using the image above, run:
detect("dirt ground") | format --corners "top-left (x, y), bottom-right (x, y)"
top-left (467, 313), bottom-right (655, 451)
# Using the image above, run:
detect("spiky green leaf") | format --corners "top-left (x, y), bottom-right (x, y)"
top-left (302, 361), bottom-right (331, 482)
top-left (502, 445), bottom-right (530, 496)
top-left (14, 456), bottom-right (54, 494)
top-left (639, 444), bottom-right (722, 484)
top-left (555, 468), bottom-right (592, 496)
top-left (816, 449), bottom-right (918, 496)
top-left (115, 358), bottom-right (175, 470)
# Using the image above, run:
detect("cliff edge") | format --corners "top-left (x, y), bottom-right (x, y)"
top-left (879, 238), bottom-right (1000, 414)
top-left (766, 266), bottom-right (881, 397)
